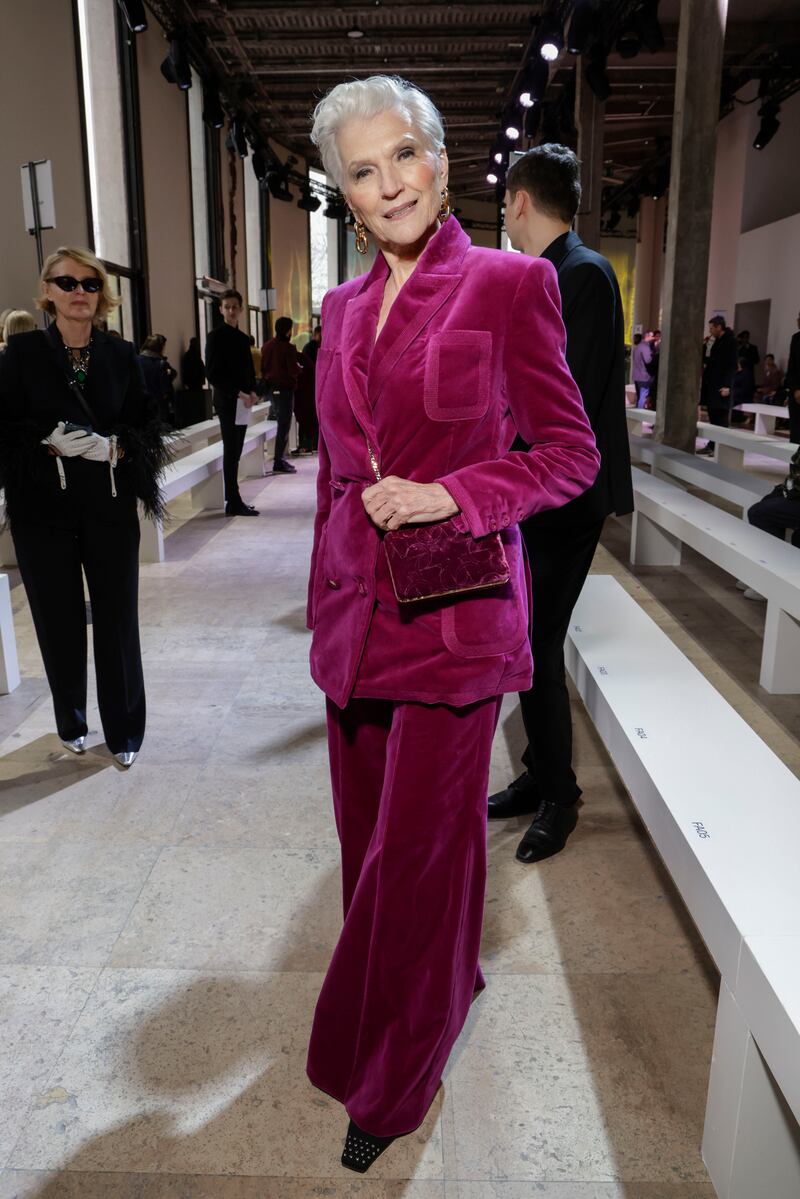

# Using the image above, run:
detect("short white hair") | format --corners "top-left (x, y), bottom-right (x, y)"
top-left (310, 75), bottom-right (445, 192)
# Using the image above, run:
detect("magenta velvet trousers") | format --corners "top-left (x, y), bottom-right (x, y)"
top-left (306, 693), bottom-right (503, 1137)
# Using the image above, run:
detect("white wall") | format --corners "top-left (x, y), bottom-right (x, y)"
top-left (705, 83), bottom-right (753, 324)
top-left (735, 212), bottom-right (800, 372)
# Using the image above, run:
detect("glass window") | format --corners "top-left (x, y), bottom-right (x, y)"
top-left (310, 169), bottom-right (344, 312)
top-left (244, 151), bottom-right (264, 324)
top-left (76, 0), bottom-right (130, 266)
top-left (187, 68), bottom-right (210, 282)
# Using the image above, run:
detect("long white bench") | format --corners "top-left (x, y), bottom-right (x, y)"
top-left (140, 418), bottom-right (277, 563)
top-left (629, 435), bottom-right (767, 516)
top-left (0, 573), bottom-right (20, 694)
top-left (625, 406), bottom-right (655, 434)
top-left (629, 467), bottom-right (800, 693)
top-left (696, 422), bottom-right (797, 471)
top-left (566, 574), bottom-right (800, 1198)
top-left (167, 402), bottom-right (271, 461)
top-left (734, 401), bottom-right (790, 436)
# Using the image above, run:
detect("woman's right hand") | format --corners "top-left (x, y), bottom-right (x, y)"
top-left (43, 422), bottom-right (92, 457)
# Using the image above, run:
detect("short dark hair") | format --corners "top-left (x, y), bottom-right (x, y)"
top-left (709, 315), bottom-right (726, 329)
top-left (220, 289), bottom-right (242, 305)
top-left (506, 144), bottom-right (582, 223)
top-left (275, 316), bottom-right (293, 338)
top-left (738, 329), bottom-right (750, 338)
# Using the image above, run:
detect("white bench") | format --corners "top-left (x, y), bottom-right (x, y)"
top-left (734, 402), bottom-right (790, 436)
top-left (140, 418), bottom-right (277, 563)
top-left (167, 402), bottom-right (271, 461)
top-left (696, 422), bottom-right (797, 471)
top-left (0, 573), bottom-right (20, 693)
top-left (629, 435), bottom-right (767, 516)
top-left (629, 467), bottom-right (800, 693)
top-left (566, 575), bottom-right (800, 1198)
top-left (625, 407), bottom-right (655, 434)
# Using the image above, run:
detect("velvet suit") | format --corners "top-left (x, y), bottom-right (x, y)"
top-left (305, 217), bottom-right (599, 1136)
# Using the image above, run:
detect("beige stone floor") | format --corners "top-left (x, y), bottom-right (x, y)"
top-left (5, 455), bottom-right (780, 1197)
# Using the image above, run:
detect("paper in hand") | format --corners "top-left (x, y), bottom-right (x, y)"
top-left (235, 393), bottom-right (253, 426)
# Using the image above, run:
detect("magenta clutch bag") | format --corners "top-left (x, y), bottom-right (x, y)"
top-left (383, 520), bottom-right (510, 604)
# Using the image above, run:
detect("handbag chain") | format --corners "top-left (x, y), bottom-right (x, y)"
top-left (366, 441), bottom-right (382, 483)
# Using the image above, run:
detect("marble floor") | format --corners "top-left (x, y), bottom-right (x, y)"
top-left (6, 454), bottom-right (783, 1197)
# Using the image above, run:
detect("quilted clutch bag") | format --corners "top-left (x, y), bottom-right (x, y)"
top-left (367, 441), bottom-right (510, 604)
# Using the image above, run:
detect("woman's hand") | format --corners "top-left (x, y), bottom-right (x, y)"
top-left (362, 477), bottom-right (459, 531)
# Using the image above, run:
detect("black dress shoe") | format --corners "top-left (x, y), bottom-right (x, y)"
top-left (516, 799), bottom-right (579, 863)
top-left (273, 459), bottom-right (297, 474)
top-left (225, 502), bottom-right (259, 516)
top-left (488, 771), bottom-right (540, 820)
top-left (341, 1120), bottom-right (397, 1173)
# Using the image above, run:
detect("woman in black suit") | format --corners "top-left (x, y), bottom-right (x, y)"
top-left (0, 247), bottom-right (169, 767)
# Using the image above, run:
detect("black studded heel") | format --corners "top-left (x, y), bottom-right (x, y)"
top-left (341, 1119), bottom-right (397, 1173)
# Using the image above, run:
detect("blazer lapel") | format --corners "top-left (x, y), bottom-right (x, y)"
top-left (340, 259), bottom-right (387, 443)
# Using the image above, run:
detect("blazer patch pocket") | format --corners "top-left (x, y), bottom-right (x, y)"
top-left (424, 330), bottom-right (492, 421)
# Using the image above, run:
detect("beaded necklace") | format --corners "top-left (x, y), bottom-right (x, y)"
top-left (65, 343), bottom-right (91, 389)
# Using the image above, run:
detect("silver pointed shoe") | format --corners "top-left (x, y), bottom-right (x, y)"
top-left (114, 751), bottom-right (138, 768)
top-left (60, 736), bottom-right (86, 755)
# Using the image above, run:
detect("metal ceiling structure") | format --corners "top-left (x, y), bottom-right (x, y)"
top-left (144, 0), bottom-right (800, 204)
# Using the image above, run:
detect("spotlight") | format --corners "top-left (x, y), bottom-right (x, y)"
top-left (753, 102), bottom-right (780, 150)
top-left (487, 170), bottom-right (500, 185)
top-left (117, 0), bottom-right (147, 32)
top-left (524, 103), bottom-right (542, 140)
top-left (160, 36), bottom-right (191, 90)
top-left (347, 23), bottom-right (365, 39)
top-left (230, 114), bottom-right (249, 158)
top-left (584, 49), bottom-right (611, 102)
top-left (567, 0), bottom-right (596, 55)
top-left (323, 195), bottom-right (347, 220)
top-left (298, 185), bottom-right (322, 213)
top-left (202, 85), bottom-right (225, 129)
top-left (490, 138), bottom-right (509, 167)
top-left (252, 147), bottom-right (269, 184)
top-left (633, 0), bottom-right (665, 53)
top-left (267, 167), bottom-right (293, 202)
top-left (503, 104), bottom-right (522, 141)
top-left (616, 27), bottom-right (640, 59)
top-left (539, 16), bottom-right (563, 62)
top-left (518, 56), bottom-right (549, 107)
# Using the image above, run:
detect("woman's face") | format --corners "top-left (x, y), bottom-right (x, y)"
top-left (43, 257), bottom-right (101, 324)
top-left (339, 107), bottom-right (448, 250)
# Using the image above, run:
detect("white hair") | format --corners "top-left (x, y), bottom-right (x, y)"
top-left (310, 75), bottom-right (445, 192)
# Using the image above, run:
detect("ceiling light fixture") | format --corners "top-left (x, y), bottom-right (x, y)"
top-left (753, 102), bottom-right (780, 150)
top-left (117, 0), bottom-right (147, 33)
top-left (160, 36), bottom-right (192, 90)
top-left (538, 15), bottom-right (563, 62)
top-left (347, 23), bottom-right (365, 39)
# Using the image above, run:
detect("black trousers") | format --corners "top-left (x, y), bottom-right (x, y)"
top-left (214, 391), bottom-right (247, 506)
top-left (12, 512), bottom-right (145, 753)
top-left (518, 517), bottom-right (605, 806)
top-left (748, 490), bottom-right (800, 547)
top-left (788, 392), bottom-right (800, 444)
top-left (272, 388), bottom-right (294, 464)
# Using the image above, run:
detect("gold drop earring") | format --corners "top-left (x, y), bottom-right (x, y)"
top-left (354, 219), bottom-right (369, 255)
top-left (439, 186), bottom-right (451, 220)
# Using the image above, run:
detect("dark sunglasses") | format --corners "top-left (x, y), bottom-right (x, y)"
top-left (47, 275), bottom-right (103, 294)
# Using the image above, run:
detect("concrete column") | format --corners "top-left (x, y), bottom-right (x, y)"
top-left (574, 69), bottom-right (605, 251)
top-left (634, 197), bottom-right (668, 334)
top-left (655, 0), bottom-right (729, 452)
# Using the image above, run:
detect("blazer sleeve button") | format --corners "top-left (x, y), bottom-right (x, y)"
top-left (356, 578), bottom-right (368, 597)
top-left (327, 578), bottom-right (341, 590)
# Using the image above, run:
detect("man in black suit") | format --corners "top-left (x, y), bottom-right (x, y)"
top-left (784, 310), bottom-right (800, 444)
top-left (698, 316), bottom-right (738, 455)
top-left (205, 289), bottom-right (259, 516)
top-left (489, 143), bottom-right (634, 863)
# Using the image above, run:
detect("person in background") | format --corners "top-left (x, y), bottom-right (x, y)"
top-left (248, 334), bottom-right (263, 391)
top-left (0, 246), bottom-right (169, 768)
top-left (0, 309), bottom-right (13, 349)
top-left (492, 142), bottom-right (633, 863)
top-left (737, 329), bottom-right (760, 377)
top-left (758, 353), bottom-right (783, 400)
top-left (698, 315), bottom-right (738, 455)
top-left (730, 354), bottom-right (756, 425)
top-left (631, 332), bottom-right (652, 407)
top-left (1, 311), bottom-right (37, 343)
top-left (261, 316), bottom-right (301, 474)
top-left (139, 334), bottom-right (177, 428)
top-left (294, 324), bottom-right (321, 454)
top-left (181, 336), bottom-right (206, 392)
top-left (205, 289), bottom-right (259, 516)
top-left (646, 328), bottom-right (661, 409)
top-left (741, 446), bottom-right (800, 600)
top-left (784, 310), bottom-right (800, 444)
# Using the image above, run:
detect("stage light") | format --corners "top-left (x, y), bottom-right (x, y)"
top-left (633, 0), bottom-right (665, 53)
top-left (753, 103), bottom-right (780, 150)
top-left (323, 195), bottom-right (347, 220)
top-left (539, 16), bottom-right (563, 62)
top-left (298, 185), bottom-right (322, 213)
top-left (487, 170), bottom-right (500, 185)
top-left (567, 1), bottom-right (596, 55)
top-left (524, 103), bottom-right (542, 140)
top-left (160, 37), bottom-right (191, 90)
top-left (202, 85), bottom-right (225, 129)
top-left (518, 56), bottom-right (549, 107)
top-left (585, 50), bottom-right (611, 102)
top-left (230, 114), bottom-right (249, 158)
top-left (267, 167), bottom-right (293, 202)
top-left (252, 147), bottom-right (269, 184)
top-left (616, 27), bottom-right (640, 59)
top-left (117, 0), bottom-right (147, 32)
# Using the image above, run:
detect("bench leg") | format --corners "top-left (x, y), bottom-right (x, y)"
top-left (717, 444), bottom-right (745, 471)
top-left (703, 982), bottom-right (800, 1199)
top-left (190, 473), bottom-right (225, 510)
top-left (0, 574), bottom-right (20, 694)
top-left (760, 602), bottom-right (800, 694)
top-left (139, 514), bottom-right (165, 564)
top-left (630, 510), bottom-right (682, 567)
top-left (0, 526), bottom-right (17, 568)
top-left (241, 435), bottom-right (266, 478)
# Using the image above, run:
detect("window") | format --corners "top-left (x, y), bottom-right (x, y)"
top-left (310, 169), bottom-right (340, 314)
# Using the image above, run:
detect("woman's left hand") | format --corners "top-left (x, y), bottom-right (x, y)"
top-left (362, 477), bottom-right (459, 531)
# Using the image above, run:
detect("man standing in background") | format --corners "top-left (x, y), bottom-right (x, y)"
top-left (205, 289), bottom-right (259, 516)
top-left (492, 143), bottom-right (633, 863)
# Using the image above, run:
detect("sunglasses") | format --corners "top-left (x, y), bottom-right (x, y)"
top-left (47, 275), bottom-right (103, 294)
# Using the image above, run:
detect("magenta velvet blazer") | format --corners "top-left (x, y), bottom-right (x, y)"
top-left (307, 217), bottom-right (600, 709)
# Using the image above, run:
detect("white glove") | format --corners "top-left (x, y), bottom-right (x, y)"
top-left (44, 422), bottom-right (92, 457)
top-left (78, 432), bottom-right (112, 463)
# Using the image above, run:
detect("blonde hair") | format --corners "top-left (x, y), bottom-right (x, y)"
top-left (310, 75), bottom-right (445, 192)
top-left (37, 246), bottom-right (121, 320)
top-left (0, 308), bottom-right (13, 342)
top-left (3, 310), bottom-right (37, 338)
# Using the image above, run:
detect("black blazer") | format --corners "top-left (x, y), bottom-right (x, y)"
top-left (704, 328), bottom-right (738, 403)
top-left (0, 324), bottom-right (167, 525)
top-left (522, 230), bottom-right (633, 526)
top-left (784, 330), bottom-right (800, 396)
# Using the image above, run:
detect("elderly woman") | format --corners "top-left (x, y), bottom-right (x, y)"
top-left (0, 247), bottom-right (168, 766)
top-left (306, 76), bottom-right (599, 1172)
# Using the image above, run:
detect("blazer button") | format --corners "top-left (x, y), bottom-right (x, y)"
top-left (327, 578), bottom-right (340, 590)
top-left (356, 578), bottom-right (368, 597)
